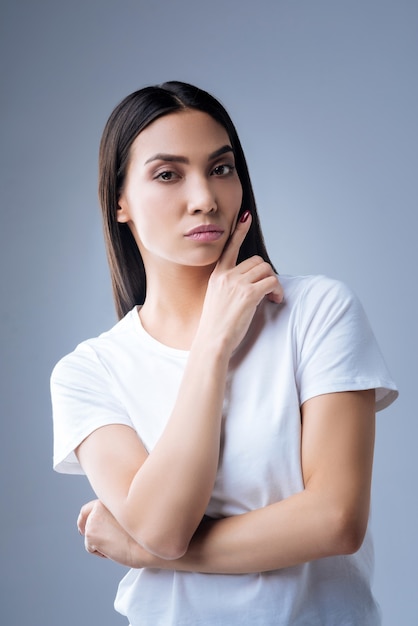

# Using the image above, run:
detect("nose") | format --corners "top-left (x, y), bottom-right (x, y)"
top-left (186, 176), bottom-right (217, 214)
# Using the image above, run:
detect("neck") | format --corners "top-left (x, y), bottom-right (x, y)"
top-left (139, 262), bottom-right (215, 350)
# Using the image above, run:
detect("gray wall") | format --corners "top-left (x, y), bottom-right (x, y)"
top-left (1, 1), bottom-right (416, 624)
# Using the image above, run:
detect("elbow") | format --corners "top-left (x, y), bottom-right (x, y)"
top-left (133, 526), bottom-right (190, 561)
top-left (326, 508), bottom-right (368, 556)
top-left (121, 505), bottom-right (192, 560)
top-left (142, 535), bottom-right (189, 561)
top-left (335, 522), bottom-right (366, 555)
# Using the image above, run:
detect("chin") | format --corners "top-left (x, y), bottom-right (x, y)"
top-left (178, 250), bottom-right (223, 268)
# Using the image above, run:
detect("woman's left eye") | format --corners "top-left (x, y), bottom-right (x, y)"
top-left (211, 164), bottom-right (235, 177)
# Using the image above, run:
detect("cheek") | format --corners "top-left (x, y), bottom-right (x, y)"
top-left (232, 182), bottom-right (244, 213)
top-left (231, 177), bottom-right (243, 208)
top-left (227, 187), bottom-right (243, 235)
top-left (129, 202), bottom-right (174, 251)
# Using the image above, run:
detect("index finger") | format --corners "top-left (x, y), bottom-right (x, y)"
top-left (77, 499), bottom-right (97, 535)
top-left (217, 211), bottom-right (252, 269)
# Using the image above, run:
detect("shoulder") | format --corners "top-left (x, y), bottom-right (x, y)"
top-left (51, 307), bottom-right (138, 385)
top-left (51, 309), bottom-right (138, 474)
top-left (274, 274), bottom-right (361, 324)
top-left (280, 273), bottom-right (356, 303)
top-left (261, 274), bottom-right (370, 359)
top-left (249, 274), bottom-right (360, 352)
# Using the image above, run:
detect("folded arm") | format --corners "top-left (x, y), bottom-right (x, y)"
top-left (79, 389), bottom-right (375, 573)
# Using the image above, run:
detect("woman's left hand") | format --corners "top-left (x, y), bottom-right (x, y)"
top-left (77, 499), bottom-right (154, 568)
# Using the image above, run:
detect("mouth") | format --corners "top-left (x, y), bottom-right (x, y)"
top-left (184, 224), bottom-right (225, 242)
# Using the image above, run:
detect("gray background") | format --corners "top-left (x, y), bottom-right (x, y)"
top-left (0, 1), bottom-right (416, 624)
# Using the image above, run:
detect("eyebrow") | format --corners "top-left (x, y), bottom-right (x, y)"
top-left (144, 144), bottom-right (234, 165)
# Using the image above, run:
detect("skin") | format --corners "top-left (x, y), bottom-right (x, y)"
top-left (76, 109), bottom-right (376, 573)
top-left (117, 109), bottom-right (251, 348)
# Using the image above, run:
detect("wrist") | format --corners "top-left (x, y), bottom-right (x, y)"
top-left (191, 328), bottom-right (233, 365)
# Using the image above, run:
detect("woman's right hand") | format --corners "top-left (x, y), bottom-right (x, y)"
top-left (197, 211), bottom-right (283, 355)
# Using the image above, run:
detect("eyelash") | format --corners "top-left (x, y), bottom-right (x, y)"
top-left (154, 163), bottom-right (235, 182)
top-left (211, 164), bottom-right (235, 177)
top-left (155, 171), bottom-right (179, 182)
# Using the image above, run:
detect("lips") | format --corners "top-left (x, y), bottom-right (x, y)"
top-left (184, 224), bottom-right (225, 242)
top-left (185, 224), bottom-right (224, 236)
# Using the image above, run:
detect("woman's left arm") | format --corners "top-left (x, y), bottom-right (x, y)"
top-left (80, 389), bottom-right (375, 573)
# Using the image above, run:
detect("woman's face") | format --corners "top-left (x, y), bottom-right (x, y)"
top-left (117, 109), bottom-right (243, 271)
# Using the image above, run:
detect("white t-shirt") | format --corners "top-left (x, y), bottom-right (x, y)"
top-left (51, 275), bottom-right (398, 626)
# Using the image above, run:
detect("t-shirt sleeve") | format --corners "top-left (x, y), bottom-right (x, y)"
top-left (51, 342), bottom-right (135, 475)
top-left (295, 276), bottom-right (398, 411)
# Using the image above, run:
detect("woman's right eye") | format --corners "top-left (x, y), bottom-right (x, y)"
top-left (155, 170), bottom-right (179, 182)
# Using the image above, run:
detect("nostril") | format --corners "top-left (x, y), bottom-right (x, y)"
top-left (188, 202), bottom-right (217, 214)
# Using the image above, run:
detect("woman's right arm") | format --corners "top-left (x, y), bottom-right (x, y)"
top-left (76, 213), bottom-right (282, 561)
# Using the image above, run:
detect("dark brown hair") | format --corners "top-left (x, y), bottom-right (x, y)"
top-left (99, 81), bottom-right (276, 319)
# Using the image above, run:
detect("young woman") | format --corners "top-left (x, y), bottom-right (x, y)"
top-left (51, 81), bottom-right (398, 625)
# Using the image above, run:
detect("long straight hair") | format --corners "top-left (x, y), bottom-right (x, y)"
top-left (99, 81), bottom-right (276, 319)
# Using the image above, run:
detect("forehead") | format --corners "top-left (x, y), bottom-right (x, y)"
top-left (130, 110), bottom-right (231, 160)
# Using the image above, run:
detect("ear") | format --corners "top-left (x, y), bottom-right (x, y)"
top-left (116, 196), bottom-right (130, 223)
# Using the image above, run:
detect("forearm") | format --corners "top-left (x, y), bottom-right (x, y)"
top-left (82, 494), bottom-right (327, 572)
top-left (142, 488), bottom-right (366, 574)
top-left (82, 483), bottom-right (367, 573)
top-left (155, 389), bottom-right (375, 574)
top-left (186, 496), bottom-right (357, 573)
top-left (121, 337), bottom-right (231, 558)
top-left (89, 392), bottom-right (373, 573)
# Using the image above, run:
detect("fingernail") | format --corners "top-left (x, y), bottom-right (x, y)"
top-left (240, 211), bottom-right (250, 223)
